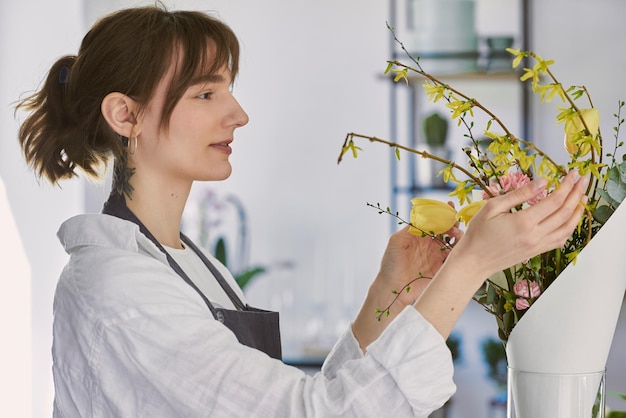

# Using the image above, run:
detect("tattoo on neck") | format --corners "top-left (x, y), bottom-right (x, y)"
top-left (112, 153), bottom-right (135, 199)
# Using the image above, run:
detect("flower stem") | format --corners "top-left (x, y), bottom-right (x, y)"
top-left (340, 132), bottom-right (494, 195)
top-left (390, 60), bottom-right (566, 177)
top-left (375, 275), bottom-right (432, 321)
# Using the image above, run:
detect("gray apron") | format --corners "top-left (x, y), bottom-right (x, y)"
top-left (103, 192), bottom-right (282, 360)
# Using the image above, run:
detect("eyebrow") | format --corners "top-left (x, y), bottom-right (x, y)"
top-left (190, 73), bottom-right (227, 86)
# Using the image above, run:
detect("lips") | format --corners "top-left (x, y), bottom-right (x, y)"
top-left (210, 140), bottom-right (232, 155)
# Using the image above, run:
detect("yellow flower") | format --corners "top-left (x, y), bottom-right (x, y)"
top-left (506, 48), bottom-right (523, 68)
top-left (456, 200), bottom-right (487, 226)
top-left (409, 198), bottom-right (457, 235)
top-left (564, 108), bottom-right (600, 156)
top-left (423, 82), bottom-right (446, 103)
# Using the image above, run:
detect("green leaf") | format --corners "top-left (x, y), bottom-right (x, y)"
top-left (503, 310), bottom-right (514, 331)
top-left (496, 315), bottom-right (504, 330)
top-left (235, 267), bottom-right (266, 289)
top-left (618, 160), bottom-right (626, 182)
top-left (496, 295), bottom-right (506, 315)
top-left (214, 237), bottom-right (228, 266)
top-left (498, 328), bottom-right (508, 342)
top-left (486, 283), bottom-right (497, 305)
top-left (608, 390), bottom-right (626, 402)
top-left (529, 256), bottom-right (541, 271)
top-left (593, 204), bottom-right (614, 224)
top-left (597, 189), bottom-right (619, 208)
top-left (503, 267), bottom-right (514, 292)
top-left (606, 181), bottom-right (626, 206)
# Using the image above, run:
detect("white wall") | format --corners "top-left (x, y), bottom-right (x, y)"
top-left (2, 0), bottom-right (625, 416)
top-left (0, 1), bottom-right (83, 417)
top-left (0, 181), bottom-right (32, 417)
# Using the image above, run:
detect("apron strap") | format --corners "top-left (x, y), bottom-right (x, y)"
top-left (102, 192), bottom-right (282, 359)
top-left (102, 191), bottom-right (221, 316)
top-left (181, 234), bottom-right (247, 310)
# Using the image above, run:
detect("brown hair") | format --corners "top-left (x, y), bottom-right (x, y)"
top-left (16, 5), bottom-right (240, 184)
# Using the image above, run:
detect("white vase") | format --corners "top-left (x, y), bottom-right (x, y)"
top-left (504, 200), bottom-right (626, 416)
top-left (507, 369), bottom-right (605, 418)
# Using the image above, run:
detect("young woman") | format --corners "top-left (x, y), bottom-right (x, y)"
top-left (16, 5), bottom-right (588, 417)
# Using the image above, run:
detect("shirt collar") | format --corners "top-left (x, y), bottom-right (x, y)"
top-left (57, 214), bottom-right (168, 263)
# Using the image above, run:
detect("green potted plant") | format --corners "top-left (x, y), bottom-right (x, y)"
top-left (214, 237), bottom-right (266, 289)
top-left (421, 111), bottom-right (449, 188)
top-left (607, 392), bottom-right (626, 418)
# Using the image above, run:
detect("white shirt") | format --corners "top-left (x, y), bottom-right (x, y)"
top-left (53, 214), bottom-right (455, 417)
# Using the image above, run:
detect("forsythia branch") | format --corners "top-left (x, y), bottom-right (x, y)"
top-left (375, 274), bottom-right (432, 321)
top-left (339, 131), bottom-right (494, 194)
top-left (388, 59), bottom-right (566, 177)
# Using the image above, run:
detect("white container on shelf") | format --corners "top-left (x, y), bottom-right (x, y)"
top-left (403, 0), bottom-right (478, 74)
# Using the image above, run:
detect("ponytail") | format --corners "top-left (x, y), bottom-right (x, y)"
top-left (17, 55), bottom-right (112, 184)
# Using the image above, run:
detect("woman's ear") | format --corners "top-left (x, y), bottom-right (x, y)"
top-left (101, 92), bottom-right (139, 137)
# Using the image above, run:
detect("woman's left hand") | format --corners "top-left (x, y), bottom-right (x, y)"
top-left (375, 223), bottom-right (463, 308)
top-left (351, 221), bottom-right (462, 352)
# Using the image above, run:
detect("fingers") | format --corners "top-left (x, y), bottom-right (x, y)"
top-left (514, 170), bottom-right (588, 254)
top-left (484, 170), bottom-right (585, 227)
top-left (486, 176), bottom-right (549, 215)
top-left (535, 174), bottom-right (589, 249)
top-left (440, 170), bottom-right (590, 282)
top-left (525, 171), bottom-right (587, 229)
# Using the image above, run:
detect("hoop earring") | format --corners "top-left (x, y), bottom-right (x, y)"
top-left (129, 136), bottom-right (138, 155)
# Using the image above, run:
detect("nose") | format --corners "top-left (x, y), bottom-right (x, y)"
top-left (227, 95), bottom-right (249, 128)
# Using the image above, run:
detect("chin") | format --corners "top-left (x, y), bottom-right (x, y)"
top-left (200, 166), bottom-right (232, 182)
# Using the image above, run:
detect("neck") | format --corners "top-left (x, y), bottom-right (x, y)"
top-left (123, 175), bottom-right (192, 249)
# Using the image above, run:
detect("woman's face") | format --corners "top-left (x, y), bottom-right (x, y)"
top-left (134, 45), bottom-right (249, 185)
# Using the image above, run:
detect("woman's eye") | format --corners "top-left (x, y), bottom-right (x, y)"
top-left (197, 92), bottom-right (213, 100)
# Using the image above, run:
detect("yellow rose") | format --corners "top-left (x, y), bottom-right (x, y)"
top-left (563, 108), bottom-right (600, 156)
top-left (409, 198), bottom-right (457, 235)
top-left (457, 200), bottom-right (487, 226)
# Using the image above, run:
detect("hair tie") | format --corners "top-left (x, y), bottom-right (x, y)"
top-left (59, 66), bottom-right (70, 84)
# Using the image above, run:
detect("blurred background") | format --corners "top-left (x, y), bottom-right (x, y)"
top-left (1, 0), bottom-right (625, 416)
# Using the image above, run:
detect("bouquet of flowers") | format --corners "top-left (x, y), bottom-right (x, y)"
top-left (338, 35), bottom-right (626, 343)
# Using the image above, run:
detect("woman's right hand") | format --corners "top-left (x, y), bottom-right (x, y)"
top-left (448, 170), bottom-right (588, 283)
top-left (414, 169), bottom-right (589, 338)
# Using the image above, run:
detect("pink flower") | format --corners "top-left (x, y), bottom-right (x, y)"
top-left (482, 172), bottom-right (529, 198)
top-left (513, 279), bottom-right (541, 298)
top-left (481, 171), bottom-right (547, 205)
top-left (500, 171), bottom-right (530, 191)
top-left (513, 280), bottom-right (541, 310)
top-left (515, 298), bottom-right (530, 310)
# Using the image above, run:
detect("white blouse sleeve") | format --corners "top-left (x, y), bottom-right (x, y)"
top-left (321, 306), bottom-right (456, 415)
top-left (53, 247), bottom-right (455, 418)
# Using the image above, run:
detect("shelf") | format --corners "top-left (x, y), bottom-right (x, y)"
top-left (385, 70), bottom-right (523, 84)
top-left (386, 0), bottom-right (531, 232)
